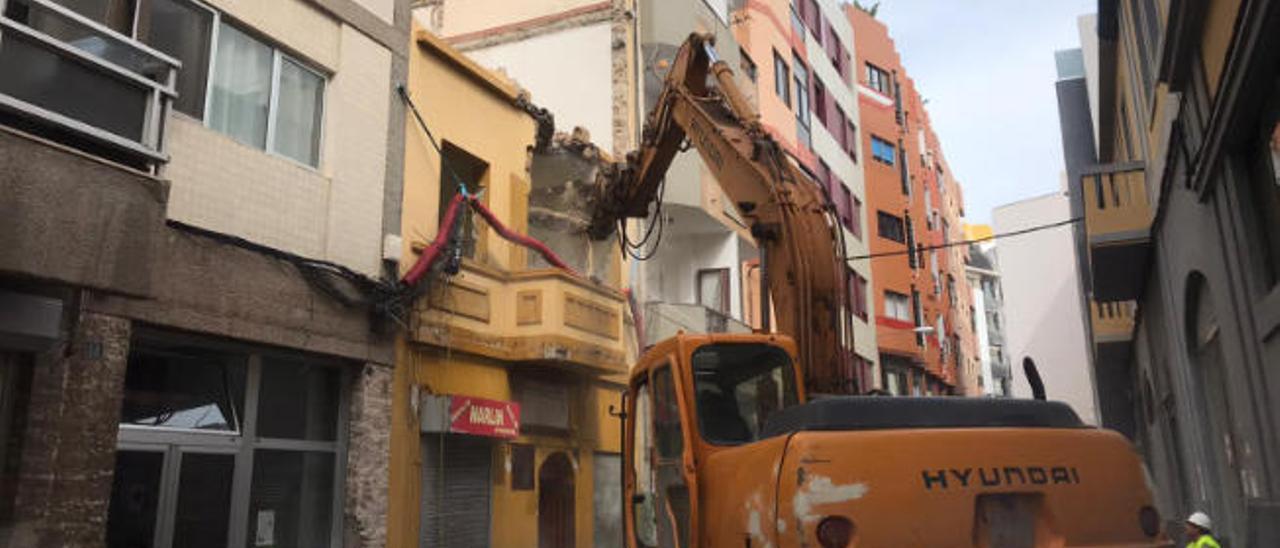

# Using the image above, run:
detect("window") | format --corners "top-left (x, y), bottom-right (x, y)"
top-left (650, 366), bottom-right (690, 546)
top-left (845, 120), bottom-right (858, 163)
top-left (905, 214), bottom-right (917, 268)
top-left (439, 142), bottom-right (489, 259)
top-left (812, 79), bottom-right (827, 127)
top-left (824, 25), bottom-right (842, 71)
top-left (692, 343), bottom-right (798, 445)
top-left (697, 268), bottom-right (731, 315)
top-left (110, 336), bottom-right (347, 548)
top-left (630, 381), bottom-right (656, 547)
top-left (884, 291), bottom-right (911, 321)
top-left (866, 62), bottom-right (891, 94)
top-left (789, 3), bottom-right (805, 40)
top-left (833, 104), bottom-right (848, 149)
top-left (851, 195), bottom-right (863, 239)
top-left (911, 289), bottom-right (924, 346)
top-left (134, 0), bottom-right (215, 117)
top-left (209, 22), bottom-right (325, 166)
top-left (739, 49), bottom-right (757, 82)
top-left (871, 136), bottom-right (895, 165)
top-left (877, 211), bottom-right (905, 243)
top-left (848, 269), bottom-right (868, 320)
top-left (838, 183), bottom-right (853, 230)
top-left (802, 0), bottom-right (820, 37)
top-left (793, 56), bottom-right (811, 147)
top-left (773, 50), bottom-right (790, 107)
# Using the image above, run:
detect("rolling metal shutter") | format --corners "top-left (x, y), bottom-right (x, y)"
top-left (420, 434), bottom-right (491, 548)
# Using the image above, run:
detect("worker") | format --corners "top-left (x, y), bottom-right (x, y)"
top-left (1183, 511), bottom-right (1221, 548)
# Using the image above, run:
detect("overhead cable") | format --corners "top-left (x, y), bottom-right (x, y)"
top-left (843, 217), bottom-right (1082, 261)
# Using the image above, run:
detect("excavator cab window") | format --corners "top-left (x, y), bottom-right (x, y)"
top-left (691, 343), bottom-right (798, 445)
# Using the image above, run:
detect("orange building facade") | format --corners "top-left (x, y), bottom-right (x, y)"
top-left (733, 0), bottom-right (879, 392)
top-left (847, 6), bottom-right (979, 395)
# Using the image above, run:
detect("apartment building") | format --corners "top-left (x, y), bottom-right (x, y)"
top-left (0, 0), bottom-right (408, 546)
top-left (847, 5), bottom-right (976, 395)
top-left (388, 27), bottom-right (630, 548)
top-left (963, 225), bottom-right (1014, 397)
top-left (732, 0), bottom-right (875, 391)
top-left (1056, 0), bottom-right (1280, 543)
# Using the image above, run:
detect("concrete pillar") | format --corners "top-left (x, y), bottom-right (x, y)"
top-left (344, 362), bottom-right (393, 547)
top-left (10, 312), bottom-right (130, 548)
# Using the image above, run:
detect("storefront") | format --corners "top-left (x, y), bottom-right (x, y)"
top-left (106, 330), bottom-right (353, 548)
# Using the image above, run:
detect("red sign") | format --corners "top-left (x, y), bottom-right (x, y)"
top-left (449, 396), bottom-right (520, 439)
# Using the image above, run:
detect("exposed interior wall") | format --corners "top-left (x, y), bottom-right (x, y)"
top-left (430, 0), bottom-right (607, 38)
top-left (465, 24), bottom-right (616, 153)
top-left (529, 134), bottom-right (618, 284)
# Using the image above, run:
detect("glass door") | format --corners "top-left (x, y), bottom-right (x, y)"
top-left (107, 445), bottom-right (236, 548)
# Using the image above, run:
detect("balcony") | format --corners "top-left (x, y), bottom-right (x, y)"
top-left (0, 0), bottom-right (177, 170)
top-left (1091, 299), bottom-right (1135, 344)
top-left (643, 302), bottom-right (751, 347)
top-left (1082, 163), bottom-right (1151, 300)
top-left (411, 261), bottom-right (630, 374)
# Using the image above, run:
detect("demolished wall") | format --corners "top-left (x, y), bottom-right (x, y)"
top-left (528, 129), bottom-right (617, 284)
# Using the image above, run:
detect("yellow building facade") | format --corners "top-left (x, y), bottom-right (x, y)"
top-left (389, 25), bottom-right (631, 548)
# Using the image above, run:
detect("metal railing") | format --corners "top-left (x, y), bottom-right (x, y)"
top-left (644, 302), bottom-right (751, 346)
top-left (1082, 163), bottom-right (1150, 239)
top-left (0, 0), bottom-right (179, 167)
top-left (1091, 299), bottom-right (1137, 342)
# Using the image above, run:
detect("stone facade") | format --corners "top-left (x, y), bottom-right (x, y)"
top-left (344, 362), bottom-right (394, 547)
top-left (8, 312), bottom-right (129, 548)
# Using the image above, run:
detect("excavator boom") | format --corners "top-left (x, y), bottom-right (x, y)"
top-left (589, 33), bottom-right (855, 394)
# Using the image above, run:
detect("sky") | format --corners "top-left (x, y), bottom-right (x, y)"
top-left (872, 0), bottom-right (1096, 224)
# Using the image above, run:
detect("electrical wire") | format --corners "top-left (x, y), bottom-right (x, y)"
top-left (843, 217), bottom-right (1081, 261)
top-left (399, 85), bottom-right (473, 196)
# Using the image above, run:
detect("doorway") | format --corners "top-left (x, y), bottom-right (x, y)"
top-left (108, 445), bottom-right (236, 548)
top-left (538, 452), bottom-right (575, 548)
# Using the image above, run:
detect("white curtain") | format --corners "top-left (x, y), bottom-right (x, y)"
top-left (273, 59), bottom-right (323, 166)
top-left (208, 23), bottom-right (271, 148)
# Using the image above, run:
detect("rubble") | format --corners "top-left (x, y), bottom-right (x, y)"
top-left (528, 128), bottom-right (616, 284)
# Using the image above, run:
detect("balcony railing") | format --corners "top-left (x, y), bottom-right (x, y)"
top-left (1091, 299), bottom-right (1136, 344)
top-left (1081, 162), bottom-right (1151, 300)
top-left (0, 0), bottom-right (178, 168)
top-left (1083, 163), bottom-right (1150, 240)
top-left (644, 302), bottom-right (751, 347)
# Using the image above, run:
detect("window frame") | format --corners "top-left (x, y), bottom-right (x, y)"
top-left (866, 62), bottom-right (890, 95)
top-left (114, 331), bottom-right (351, 548)
top-left (203, 16), bottom-right (328, 169)
top-left (871, 135), bottom-right (895, 165)
top-left (883, 290), bottom-right (910, 321)
top-left (877, 210), bottom-right (905, 243)
top-left (773, 49), bottom-right (791, 108)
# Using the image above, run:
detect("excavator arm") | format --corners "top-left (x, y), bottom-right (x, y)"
top-left (589, 33), bottom-right (855, 394)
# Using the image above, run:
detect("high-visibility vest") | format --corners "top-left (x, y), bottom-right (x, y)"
top-left (1187, 533), bottom-right (1221, 548)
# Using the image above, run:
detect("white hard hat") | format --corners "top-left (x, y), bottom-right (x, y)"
top-left (1187, 511), bottom-right (1212, 531)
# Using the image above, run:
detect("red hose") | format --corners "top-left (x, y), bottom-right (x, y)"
top-left (401, 193), bottom-right (466, 285)
top-left (400, 193), bottom-right (583, 286)
top-left (467, 198), bottom-right (581, 278)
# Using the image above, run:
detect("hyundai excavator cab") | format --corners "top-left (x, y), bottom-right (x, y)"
top-left (597, 34), bottom-right (1170, 547)
top-left (623, 333), bottom-right (1167, 546)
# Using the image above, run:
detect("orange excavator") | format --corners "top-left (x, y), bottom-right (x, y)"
top-left (589, 34), bottom-right (1171, 547)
